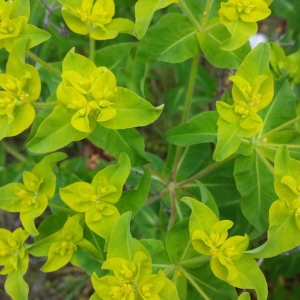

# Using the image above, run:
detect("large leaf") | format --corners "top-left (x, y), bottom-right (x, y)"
top-left (133, 13), bottom-right (200, 94)
top-left (135, 0), bottom-right (178, 39)
top-left (167, 111), bottom-right (218, 146)
top-left (234, 152), bottom-right (276, 232)
top-left (26, 104), bottom-right (89, 153)
top-left (258, 78), bottom-right (296, 137)
top-left (88, 124), bottom-right (148, 166)
top-left (182, 263), bottom-right (238, 300)
top-left (94, 42), bottom-right (137, 74)
top-left (198, 23), bottom-right (251, 69)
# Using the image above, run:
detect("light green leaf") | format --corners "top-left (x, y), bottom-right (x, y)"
top-left (234, 152), bottom-right (276, 232)
top-left (88, 124), bottom-right (148, 166)
top-left (26, 104), bottom-right (89, 153)
top-left (98, 87), bottom-right (163, 129)
top-left (238, 292), bottom-right (251, 300)
top-left (0, 104), bottom-right (35, 140)
top-left (116, 168), bottom-right (151, 216)
top-left (214, 120), bottom-right (243, 162)
top-left (4, 260), bottom-right (29, 300)
top-left (135, 0), bottom-right (178, 39)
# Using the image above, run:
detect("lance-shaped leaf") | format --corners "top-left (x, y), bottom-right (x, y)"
top-left (133, 13), bottom-right (200, 95)
top-left (234, 151), bottom-right (276, 232)
top-left (258, 78), bottom-right (296, 138)
top-left (167, 111), bottom-right (218, 146)
top-left (135, 0), bottom-right (179, 39)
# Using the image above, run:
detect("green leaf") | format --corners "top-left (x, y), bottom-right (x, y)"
top-left (26, 104), bottom-right (89, 153)
top-left (75, 247), bottom-right (106, 277)
top-left (258, 78), bottom-right (296, 137)
top-left (167, 111), bottom-right (218, 146)
top-left (133, 13), bottom-right (200, 94)
top-left (196, 181), bottom-right (219, 218)
top-left (94, 42), bottom-right (137, 74)
top-left (98, 87), bottom-right (163, 129)
top-left (234, 151), bottom-right (276, 232)
top-left (260, 130), bottom-right (300, 161)
top-left (116, 168), bottom-right (151, 216)
top-left (88, 124), bottom-right (148, 166)
top-left (135, 0), bottom-right (178, 39)
top-left (182, 263), bottom-right (238, 300)
top-left (197, 23), bottom-right (251, 69)
top-left (107, 212), bottom-right (152, 279)
top-left (166, 219), bottom-right (205, 267)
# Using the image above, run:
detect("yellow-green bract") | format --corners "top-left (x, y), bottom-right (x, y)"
top-left (58, 0), bottom-right (135, 40)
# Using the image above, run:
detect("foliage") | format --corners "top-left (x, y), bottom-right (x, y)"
top-left (0, 0), bottom-right (300, 299)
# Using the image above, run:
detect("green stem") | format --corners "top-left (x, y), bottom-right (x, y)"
top-left (48, 203), bottom-right (76, 214)
top-left (258, 115), bottom-right (300, 140)
top-left (202, 0), bottom-right (212, 29)
top-left (258, 143), bottom-right (300, 149)
top-left (178, 0), bottom-right (202, 31)
top-left (168, 188), bottom-right (177, 230)
top-left (90, 37), bottom-right (95, 62)
top-left (26, 51), bottom-right (61, 76)
top-left (32, 101), bottom-right (59, 108)
top-left (2, 141), bottom-right (26, 162)
top-left (147, 165), bottom-right (168, 184)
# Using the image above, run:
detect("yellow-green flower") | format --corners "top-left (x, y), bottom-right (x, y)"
top-left (0, 228), bottom-right (29, 275)
top-left (221, 0), bottom-right (271, 23)
top-left (58, 0), bottom-right (135, 40)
